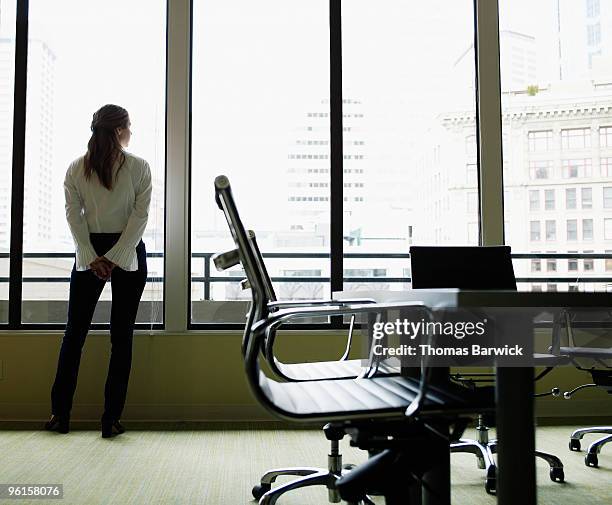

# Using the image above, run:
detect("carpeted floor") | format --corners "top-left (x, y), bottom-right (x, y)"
top-left (1, 425), bottom-right (611, 504)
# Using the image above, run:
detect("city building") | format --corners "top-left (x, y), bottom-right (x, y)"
top-left (425, 79), bottom-right (612, 292)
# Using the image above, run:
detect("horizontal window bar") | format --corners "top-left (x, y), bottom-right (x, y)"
top-left (2, 252), bottom-right (610, 259)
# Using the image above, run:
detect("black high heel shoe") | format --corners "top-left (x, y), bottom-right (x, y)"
top-left (44, 415), bottom-right (70, 434)
top-left (101, 419), bottom-right (125, 438)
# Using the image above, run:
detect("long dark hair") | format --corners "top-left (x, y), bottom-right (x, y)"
top-left (84, 104), bottom-right (129, 190)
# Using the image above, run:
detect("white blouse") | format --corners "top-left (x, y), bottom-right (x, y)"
top-left (64, 151), bottom-right (152, 272)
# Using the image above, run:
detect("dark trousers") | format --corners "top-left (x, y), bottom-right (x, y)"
top-left (51, 233), bottom-right (147, 421)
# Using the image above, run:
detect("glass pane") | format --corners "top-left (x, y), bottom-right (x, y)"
top-left (22, 1), bottom-right (166, 324)
top-left (342, 0), bottom-right (478, 292)
top-left (191, 1), bottom-right (330, 324)
top-left (500, 0), bottom-right (612, 292)
top-left (0, 0), bottom-right (16, 323)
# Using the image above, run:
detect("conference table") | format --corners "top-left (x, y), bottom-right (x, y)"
top-left (333, 288), bottom-right (612, 505)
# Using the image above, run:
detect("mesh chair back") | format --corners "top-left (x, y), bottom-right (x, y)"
top-left (214, 176), bottom-right (271, 356)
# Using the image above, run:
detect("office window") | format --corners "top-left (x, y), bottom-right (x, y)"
top-left (582, 187), bottom-right (593, 209)
top-left (530, 221), bottom-right (541, 241)
top-left (568, 252), bottom-right (578, 272)
top-left (583, 219), bottom-right (594, 240)
top-left (546, 255), bottom-right (557, 272)
top-left (602, 157), bottom-right (612, 177)
top-left (567, 219), bottom-right (578, 241)
top-left (192, 1), bottom-right (330, 322)
top-left (583, 251), bottom-right (594, 271)
top-left (529, 190), bottom-right (539, 211)
top-left (544, 189), bottom-right (555, 210)
top-left (467, 222), bottom-right (478, 244)
top-left (545, 220), bottom-right (556, 241)
top-left (531, 258), bottom-right (541, 272)
top-left (606, 250), bottom-right (612, 271)
top-left (566, 188), bottom-right (577, 209)
top-left (22, 0), bottom-right (166, 324)
top-left (0, 0), bottom-right (15, 322)
top-left (562, 159), bottom-right (592, 178)
top-left (604, 187), bottom-right (612, 208)
top-left (529, 160), bottom-right (552, 180)
top-left (587, 23), bottom-right (601, 46)
top-left (547, 284), bottom-right (558, 292)
top-left (589, 49), bottom-right (603, 69)
top-left (465, 134), bottom-right (477, 156)
top-left (587, 0), bottom-right (600, 18)
top-left (568, 285), bottom-right (580, 292)
top-left (528, 130), bottom-right (552, 152)
top-left (464, 165), bottom-right (477, 186)
top-left (467, 191), bottom-right (478, 213)
top-left (561, 128), bottom-right (591, 149)
top-left (601, 126), bottom-right (612, 147)
top-left (605, 219), bottom-right (612, 240)
top-left (343, 0), bottom-right (478, 291)
top-left (531, 284), bottom-right (542, 292)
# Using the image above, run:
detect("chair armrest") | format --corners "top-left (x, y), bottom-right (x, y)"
top-left (267, 298), bottom-right (376, 311)
top-left (255, 300), bottom-right (436, 323)
top-left (263, 298), bottom-right (377, 371)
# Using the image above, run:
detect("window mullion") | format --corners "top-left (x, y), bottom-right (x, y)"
top-left (329, 0), bottom-right (343, 326)
top-left (475, 0), bottom-right (504, 246)
top-left (165, 0), bottom-right (191, 332)
top-left (9, 0), bottom-right (30, 329)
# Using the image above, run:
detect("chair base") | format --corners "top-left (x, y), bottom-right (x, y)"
top-left (569, 427), bottom-right (612, 468)
top-left (257, 468), bottom-right (346, 505)
top-left (451, 432), bottom-right (565, 494)
top-left (255, 423), bottom-right (350, 505)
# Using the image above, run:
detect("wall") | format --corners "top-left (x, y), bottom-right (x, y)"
top-left (0, 331), bottom-right (610, 423)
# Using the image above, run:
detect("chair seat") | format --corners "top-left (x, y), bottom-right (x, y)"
top-left (259, 372), bottom-right (492, 421)
top-left (274, 358), bottom-right (400, 381)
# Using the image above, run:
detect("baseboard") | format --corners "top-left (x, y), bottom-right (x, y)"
top-left (0, 419), bottom-right (316, 430)
top-left (535, 397), bottom-right (612, 419)
top-left (0, 403), bottom-right (272, 422)
top-left (1, 399), bottom-right (610, 427)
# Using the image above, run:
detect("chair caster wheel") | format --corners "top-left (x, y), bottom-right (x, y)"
top-left (550, 467), bottom-right (564, 482)
top-left (252, 483), bottom-right (271, 500)
top-left (485, 466), bottom-right (496, 494)
top-left (569, 439), bottom-right (581, 452)
top-left (585, 453), bottom-right (598, 468)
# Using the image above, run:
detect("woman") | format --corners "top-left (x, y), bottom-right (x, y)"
top-left (44, 104), bottom-right (152, 438)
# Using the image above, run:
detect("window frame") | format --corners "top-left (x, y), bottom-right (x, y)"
top-left (527, 130), bottom-right (553, 152)
top-left (5, 0), bottom-right (170, 331)
top-left (600, 126), bottom-right (612, 147)
top-left (566, 188), bottom-right (577, 209)
top-left (561, 128), bottom-right (592, 150)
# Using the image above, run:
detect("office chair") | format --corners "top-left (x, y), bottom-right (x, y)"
top-left (549, 312), bottom-right (612, 467)
top-left (211, 200), bottom-right (400, 503)
top-left (214, 175), bottom-right (495, 505)
top-left (409, 245), bottom-right (566, 493)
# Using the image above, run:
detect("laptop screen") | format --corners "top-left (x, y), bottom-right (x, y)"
top-left (409, 246), bottom-right (517, 290)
